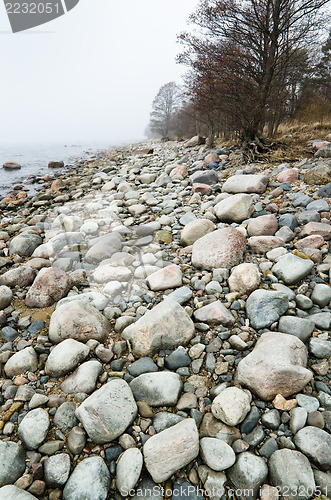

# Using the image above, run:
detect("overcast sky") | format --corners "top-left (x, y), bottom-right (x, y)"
top-left (0, 0), bottom-right (199, 145)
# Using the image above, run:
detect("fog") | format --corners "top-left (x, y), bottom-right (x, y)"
top-left (0, 0), bottom-right (199, 145)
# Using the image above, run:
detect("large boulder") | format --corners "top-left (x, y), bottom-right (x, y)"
top-left (122, 299), bottom-right (194, 358)
top-left (143, 419), bottom-right (199, 483)
top-left (25, 267), bottom-right (72, 308)
top-left (192, 228), bottom-right (246, 270)
top-left (0, 441), bottom-right (26, 487)
top-left (222, 174), bottom-right (269, 194)
top-left (215, 194), bottom-right (254, 223)
top-left (246, 289), bottom-right (289, 329)
top-left (49, 301), bottom-right (109, 344)
top-left (237, 331), bottom-right (313, 400)
top-left (75, 379), bottom-right (137, 444)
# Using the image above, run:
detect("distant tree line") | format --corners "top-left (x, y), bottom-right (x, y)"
top-left (148, 0), bottom-right (330, 151)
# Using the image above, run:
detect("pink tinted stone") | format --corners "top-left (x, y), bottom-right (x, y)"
top-left (204, 153), bottom-right (220, 165)
top-left (300, 222), bottom-right (331, 240)
top-left (192, 227), bottom-right (247, 270)
top-left (25, 268), bottom-right (72, 308)
top-left (294, 235), bottom-right (325, 250)
top-left (276, 169), bottom-right (298, 183)
top-left (147, 264), bottom-right (183, 291)
top-left (193, 301), bottom-right (235, 327)
top-left (193, 183), bottom-right (212, 195)
top-left (247, 214), bottom-right (278, 236)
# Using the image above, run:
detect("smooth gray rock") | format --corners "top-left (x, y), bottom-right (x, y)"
top-left (85, 233), bottom-right (122, 263)
top-left (122, 299), bottom-right (195, 358)
top-left (63, 456), bottom-right (110, 500)
top-left (4, 347), bottom-right (38, 377)
top-left (311, 284), bottom-right (331, 307)
top-left (0, 286), bottom-right (13, 310)
top-left (66, 426), bottom-right (86, 455)
top-left (211, 387), bottom-right (251, 426)
top-left (261, 409), bottom-right (281, 430)
top-left (294, 426), bottom-right (331, 469)
top-left (45, 339), bottom-right (89, 377)
top-left (153, 412), bottom-right (185, 433)
top-left (269, 449), bottom-right (315, 500)
top-left (222, 174), bottom-right (269, 194)
top-left (61, 360), bottom-right (102, 394)
top-left (309, 338), bottom-right (331, 359)
top-left (18, 408), bottom-right (50, 450)
top-left (0, 441), bottom-right (26, 487)
top-left (127, 357), bottom-right (158, 377)
top-left (278, 316), bottom-right (314, 343)
top-left (237, 332), bottom-right (312, 400)
top-left (76, 379), bottom-right (137, 444)
top-left (166, 286), bottom-right (193, 305)
top-left (130, 372), bottom-right (182, 406)
top-left (0, 486), bottom-right (37, 500)
top-left (9, 233), bottom-right (42, 257)
top-left (200, 437), bottom-right (236, 471)
top-left (44, 453), bottom-right (71, 487)
top-left (296, 394), bottom-right (319, 413)
top-left (290, 407), bottom-right (308, 434)
top-left (143, 419), bottom-right (199, 483)
top-left (272, 254), bottom-right (314, 285)
top-left (53, 402), bottom-right (78, 434)
top-left (227, 452), bottom-right (268, 500)
top-left (246, 289), bottom-right (289, 329)
top-left (215, 194), bottom-right (254, 223)
top-left (116, 448), bottom-right (143, 495)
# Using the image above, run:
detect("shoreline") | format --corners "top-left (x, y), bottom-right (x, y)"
top-left (0, 135), bottom-right (330, 499)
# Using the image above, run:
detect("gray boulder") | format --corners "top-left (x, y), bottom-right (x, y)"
top-left (0, 441), bottom-right (26, 487)
top-left (4, 347), bottom-right (38, 378)
top-left (130, 372), bottom-right (182, 406)
top-left (294, 426), bottom-right (331, 469)
top-left (227, 452), bottom-right (268, 500)
top-left (122, 299), bottom-right (194, 358)
top-left (278, 316), bottom-right (315, 343)
top-left (269, 449), bottom-right (315, 500)
top-left (9, 233), bottom-right (42, 257)
top-left (0, 486), bottom-right (37, 500)
top-left (237, 332), bottom-right (312, 400)
top-left (272, 254), bottom-right (314, 285)
top-left (45, 339), bottom-right (89, 377)
top-left (18, 408), bottom-right (50, 450)
top-left (246, 289), bottom-right (289, 329)
top-left (143, 419), bottom-right (199, 483)
top-left (61, 360), bottom-right (103, 394)
top-left (76, 379), bottom-right (137, 444)
top-left (63, 456), bottom-right (110, 500)
top-left (192, 228), bottom-right (246, 270)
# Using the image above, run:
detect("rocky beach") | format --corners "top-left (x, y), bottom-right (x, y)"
top-left (0, 134), bottom-right (331, 500)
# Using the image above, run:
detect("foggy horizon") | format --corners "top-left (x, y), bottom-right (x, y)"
top-left (0, 0), bottom-right (199, 146)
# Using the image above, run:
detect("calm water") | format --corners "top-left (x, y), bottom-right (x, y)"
top-left (0, 142), bottom-right (113, 197)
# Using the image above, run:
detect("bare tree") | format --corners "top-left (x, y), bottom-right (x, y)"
top-left (149, 82), bottom-right (182, 138)
top-left (178, 0), bottom-right (329, 150)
